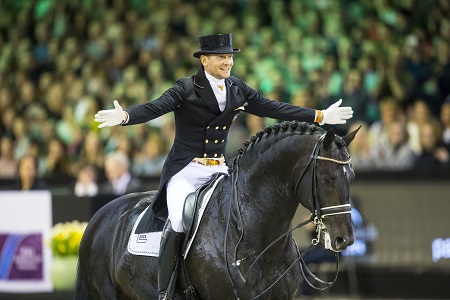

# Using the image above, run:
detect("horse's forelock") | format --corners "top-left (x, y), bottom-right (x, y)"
top-left (335, 136), bottom-right (346, 148)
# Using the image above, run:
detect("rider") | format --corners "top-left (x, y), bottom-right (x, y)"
top-left (95, 33), bottom-right (354, 300)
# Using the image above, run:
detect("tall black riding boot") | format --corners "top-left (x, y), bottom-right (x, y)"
top-left (158, 220), bottom-right (184, 300)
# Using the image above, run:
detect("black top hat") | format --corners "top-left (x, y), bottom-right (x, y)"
top-left (193, 33), bottom-right (240, 58)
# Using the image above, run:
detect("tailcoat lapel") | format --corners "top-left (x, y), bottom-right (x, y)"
top-left (193, 69), bottom-right (221, 115)
top-left (208, 78), bottom-right (241, 125)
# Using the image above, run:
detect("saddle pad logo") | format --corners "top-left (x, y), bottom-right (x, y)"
top-left (137, 234), bottom-right (147, 243)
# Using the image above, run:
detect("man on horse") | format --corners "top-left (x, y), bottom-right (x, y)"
top-left (94, 33), bottom-right (353, 300)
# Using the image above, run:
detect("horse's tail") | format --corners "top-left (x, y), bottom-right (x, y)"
top-left (74, 260), bottom-right (89, 300)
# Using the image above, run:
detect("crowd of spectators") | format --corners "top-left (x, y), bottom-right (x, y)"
top-left (0, 0), bottom-right (449, 192)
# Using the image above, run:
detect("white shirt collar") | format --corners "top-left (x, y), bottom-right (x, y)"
top-left (204, 70), bottom-right (227, 111)
top-left (204, 71), bottom-right (225, 87)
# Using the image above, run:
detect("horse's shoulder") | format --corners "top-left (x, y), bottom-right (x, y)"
top-left (104, 190), bottom-right (158, 212)
top-left (119, 190), bottom-right (158, 199)
top-left (127, 190), bottom-right (158, 204)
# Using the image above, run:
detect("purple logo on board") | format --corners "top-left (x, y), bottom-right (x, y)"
top-left (0, 233), bottom-right (43, 280)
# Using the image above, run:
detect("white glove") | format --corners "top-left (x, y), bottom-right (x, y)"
top-left (320, 99), bottom-right (353, 125)
top-left (94, 100), bottom-right (126, 128)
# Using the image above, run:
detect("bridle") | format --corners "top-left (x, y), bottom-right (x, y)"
top-left (224, 133), bottom-right (353, 299)
top-left (292, 133), bottom-right (352, 293)
top-left (294, 133), bottom-right (352, 251)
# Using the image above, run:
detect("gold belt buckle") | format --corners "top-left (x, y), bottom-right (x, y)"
top-left (205, 159), bottom-right (219, 166)
top-left (193, 157), bottom-right (224, 166)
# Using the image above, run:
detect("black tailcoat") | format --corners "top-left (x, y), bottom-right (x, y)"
top-left (125, 68), bottom-right (315, 220)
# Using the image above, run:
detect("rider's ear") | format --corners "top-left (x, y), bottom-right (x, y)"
top-left (323, 129), bottom-right (335, 149)
top-left (343, 125), bottom-right (361, 146)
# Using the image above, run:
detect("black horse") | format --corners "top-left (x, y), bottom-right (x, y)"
top-left (76, 121), bottom-right (359, 299)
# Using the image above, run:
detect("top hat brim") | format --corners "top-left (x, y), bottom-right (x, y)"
top-left (193, 48), bottom-right (240, 58)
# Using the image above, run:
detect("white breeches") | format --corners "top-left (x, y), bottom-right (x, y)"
top-left (166, 161), bottom-right (228, 232)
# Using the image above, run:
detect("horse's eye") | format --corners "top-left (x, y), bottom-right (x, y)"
top-left (321, 177), bottom-right (334, 186)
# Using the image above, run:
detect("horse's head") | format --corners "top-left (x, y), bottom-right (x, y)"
top-left (296, 126), bottom-right (360, 252)
top-left (230, 122), bottom-right (360, 252)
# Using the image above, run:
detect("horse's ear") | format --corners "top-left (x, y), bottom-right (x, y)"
top-left (343, 125), bottom-right (361, 146)
top-left (323, 129), bottom-right (335, 148)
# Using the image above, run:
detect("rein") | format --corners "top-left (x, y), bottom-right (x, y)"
top-left (225, 133), bottom-right (352, 299)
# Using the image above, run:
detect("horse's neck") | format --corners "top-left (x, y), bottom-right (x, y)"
top-left (232, 143), bottom-right (302, 239)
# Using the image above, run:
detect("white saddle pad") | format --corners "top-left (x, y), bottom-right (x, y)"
top-left (127, 175), bottom-right (224, 257)
top-left (127, 205), bottom-right (162, 257)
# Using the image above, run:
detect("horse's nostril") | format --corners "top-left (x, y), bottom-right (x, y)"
top-left (334, 237), bottom-right (347, 250)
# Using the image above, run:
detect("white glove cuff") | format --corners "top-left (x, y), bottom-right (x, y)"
top-left (120, 111), bottom-right (129, 125)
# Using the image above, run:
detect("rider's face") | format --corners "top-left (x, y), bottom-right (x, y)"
top-left (201, 54), bottom-right (233, 80)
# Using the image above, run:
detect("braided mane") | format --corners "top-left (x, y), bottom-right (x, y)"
top-left (228, 121), bottom-right (346, 172)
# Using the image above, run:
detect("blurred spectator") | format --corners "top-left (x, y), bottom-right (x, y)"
top-left (245, 114), bottom-right (265, 136)
top-left (104, 127), bottom-right (132, 155)
top-left (368, 97), bottom-right (404, 147)
top-left (24, 103), bottom-right (49, 142)
top-left (0, 135), bottom-right (17, 179)
top-left (373, 44), bottom-right (414, 104)
top-left (0, 87), bottom-right (13, 114)
top-left (371, 121), bottom-right (416, 171)
top-left (0, 107), bottom-right (16, 138)
top-left (356, 54), bottom-right (379, 97)
top-left (56, 105), bottom-right (80, 147)
top-left (435, 39), bottom-right (450, 105)
top-left (12, 118), bottom-right (30, 161)
top-left (15, 155), bottom-right (46, 191)
top-left (45, 82), bottom-right (65, 120)
top-left (132, 133), bottom-right (166, 177)
top-left (77, 131), bottom-right (104, 172)
top-left (441, 97), bottom-right (450, 152)
top-left (346, 122), bottom-right (373, 171)
top-left (100, 151), bottom-right (143, 196)
top-left (74, 164), bottom-right (99, 197)
top-left (37, 72), bottom-right (53, 98)
top-left (414, 122), bottom-right (449, 170)
top-left (321, 54), bottom-right (344, 99)
top-left (406, 99), bottom-right (440, 155)
top-left (32, 22), bottom-right (50, 65)
top-left (334, 68), bottom-right (375, 133)
top-left (39, 137), bottom-right (71, 178)
top-left (17, 80), bottom-right (37, 114)
top-left (27, 139), bottom-right (42, 160)
top-left (403, 30), bottom-right (440, 111)
top-left (291, 87), bottom-right (315, 109)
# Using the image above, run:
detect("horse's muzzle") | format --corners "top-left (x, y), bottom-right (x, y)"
top-left (321, 229), bottom-right (354, 252)
top-left (334, 237), bottom-right (349, 251)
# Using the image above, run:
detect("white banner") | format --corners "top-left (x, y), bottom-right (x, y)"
top-left (0, 191), bottom-right (53, 292)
